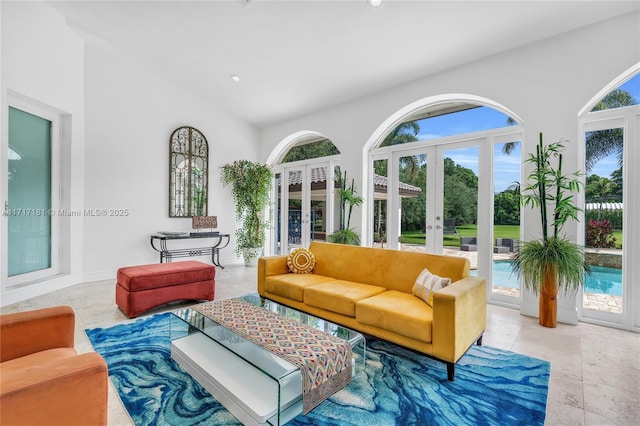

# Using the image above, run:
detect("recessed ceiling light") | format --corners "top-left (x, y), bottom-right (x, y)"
top-left (369, 0), bottom-right (383, 7)
top-left (230, 74), bottom-right (240, 82)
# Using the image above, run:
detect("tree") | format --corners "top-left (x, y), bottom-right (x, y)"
top-left (585, 89), bottom-right (634, 173)
top-left (400, 163), bottom-right (426, 231)
top-left (501, 117), bottom-right (520, 155)
top-left (494, 185), bottom-right (521, 225)
top-left (585, 128), bottom-right (623, 174)
top-left (375, 121), bottom-right (423, 236)
top-left (381, 121), bottom-right (420, 147)
top-left (381, 121), bottom-right (422, 178)
top-left (610, 168), bottom-right (623, 197)
top-left (443, 158), bottom-right (478, 224)
top-left (282, 139), bottom-right (339, 163)
top-left (444, 178), bottom-right (477, 224)
top-left (585, 175), bottom-right (615, 221)
top-left (591, 88), bottom-right (635, 111)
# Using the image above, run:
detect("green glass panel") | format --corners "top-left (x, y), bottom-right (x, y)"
top-left (8, 107), bottom-right (52, 276)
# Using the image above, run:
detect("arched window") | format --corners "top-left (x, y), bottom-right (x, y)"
top-left (269, 134), bottom-right (341, 255)
top-left (366, 95), bottom-right (523, 307)
top-left (281, 138), bottom-right (339, 163)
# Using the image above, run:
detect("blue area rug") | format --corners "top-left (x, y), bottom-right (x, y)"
top-left (86, 313), bottom-right (549, 426)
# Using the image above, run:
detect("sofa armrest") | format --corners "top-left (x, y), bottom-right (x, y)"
top-left (0, 352), bottom-right (108, 425)
top-left (0, 306), bottom-right (75, 362)
top-left (257, 255), bottom-right (290, 295)
top-left (431, 276), bottom-right (487, 363)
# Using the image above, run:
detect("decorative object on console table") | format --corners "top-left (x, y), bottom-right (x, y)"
top-left (191, 216), bottom-right (219, 237)
top-left (510, 133), bottom-right (590, 328)
top-left (220, 160), bottom-right (273, 266)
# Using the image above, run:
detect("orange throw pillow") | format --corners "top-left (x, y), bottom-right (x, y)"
top-left (287, 247), bottom-right (316, 274)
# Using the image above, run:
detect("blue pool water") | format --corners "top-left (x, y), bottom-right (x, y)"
top-left (484, 261), bottom-right (623, 297)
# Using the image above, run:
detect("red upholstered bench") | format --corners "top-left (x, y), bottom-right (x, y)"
top-left (116, 261), bottom-right (215, 318)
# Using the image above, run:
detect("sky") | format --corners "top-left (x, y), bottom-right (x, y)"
top-left (415, 74), bottom-right (639, 192)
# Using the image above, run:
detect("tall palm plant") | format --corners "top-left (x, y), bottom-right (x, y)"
top-left (510, 133), bottom-right (590, 327)
top-left (327, 171), bottom-right (364, 245)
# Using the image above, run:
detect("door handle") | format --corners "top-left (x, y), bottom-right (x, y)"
top-left (435, 225), bottom-right (442, 230)
top-left (426, 225), bottom-right (433, 230)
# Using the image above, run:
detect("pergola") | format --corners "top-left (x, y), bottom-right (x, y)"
top-left (282, 166), bottom-right (422, 200)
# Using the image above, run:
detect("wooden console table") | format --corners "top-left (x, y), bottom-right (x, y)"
top-left (150, 233), bottom-right (230, 268)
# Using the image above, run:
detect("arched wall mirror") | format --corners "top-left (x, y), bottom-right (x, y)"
top-left (169, 126), bottom-right (209, 217)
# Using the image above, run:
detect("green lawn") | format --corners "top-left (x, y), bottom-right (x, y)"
top-left (401, 225), bottom-right (623, 248)
top-left (401, 225), bottom-right (520, 247)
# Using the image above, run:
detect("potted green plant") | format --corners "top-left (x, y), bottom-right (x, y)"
top-left (327, 170), bottom-right (364, 245)
top-left (511, 133), bottom-right (590, 327)
top-left (220, 160), bottom-right (273, 266)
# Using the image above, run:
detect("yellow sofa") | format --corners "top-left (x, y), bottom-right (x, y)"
top-left (258, 241), bottom-right (487, 380)
top-left (0, 306), bottom-right (109, 425)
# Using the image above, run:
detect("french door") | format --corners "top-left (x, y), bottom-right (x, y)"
top-left (5, 102), bottom-right (60, 286)
top-left (578, 109), bottom-right (637, 330)
top-left (273, 160), bottom-right (337, 255)
top-left (383, 138), bottom-right (481, 256)
top-left (370, 129), bottom-right (524, 307)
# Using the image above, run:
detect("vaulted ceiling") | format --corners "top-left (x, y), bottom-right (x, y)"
top-left (47, 0), bottom-right (639, 128)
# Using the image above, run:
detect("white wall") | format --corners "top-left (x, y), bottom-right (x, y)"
top-left (258, 11), bottom-right (640, 324)
top-left (82, 46), bottom-right (259, 280)
top-left (0, 1), bottom-right (260, 306)
top-left (1, 1), bottom-right (85, 305)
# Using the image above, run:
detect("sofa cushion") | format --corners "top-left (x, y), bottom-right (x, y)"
top-left (287, 247), bottom-right (316, 274)
top-left (304, 281), bottom-right (386, 317)
top-left (356, 290), bottom-right (433, 343)
top-left (412, 267), bottom-right (451, 307)
top-left (265, 274), bottom-right (337, 302)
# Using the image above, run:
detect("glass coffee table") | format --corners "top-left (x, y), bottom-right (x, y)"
top-left (170, 294), bottom-right (365, 426)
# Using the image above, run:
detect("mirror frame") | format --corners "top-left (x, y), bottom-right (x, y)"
top-left (169, 126), bottom-right (209, 217)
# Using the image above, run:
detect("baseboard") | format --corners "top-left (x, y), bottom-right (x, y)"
top-left (82, 269), bottom-right (117, 283)
top-left (1, 272), bottom-right (83, 307)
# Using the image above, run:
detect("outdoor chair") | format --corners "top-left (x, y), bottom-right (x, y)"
top-left (443, 218), bottom-right (459, 235)
top-left (494, 238), bottom-right (518, 253)
top-left (460, 237), bottom-right (477, 251)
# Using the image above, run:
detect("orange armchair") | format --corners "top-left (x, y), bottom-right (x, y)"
top-left (0, 306), bottom-right (108, 425)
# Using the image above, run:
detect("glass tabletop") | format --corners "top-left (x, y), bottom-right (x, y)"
top-left (171, 294), bottom-right (364, 381)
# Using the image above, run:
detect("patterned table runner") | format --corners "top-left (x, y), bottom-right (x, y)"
top-left (193, 298), bottom-right (352, 415)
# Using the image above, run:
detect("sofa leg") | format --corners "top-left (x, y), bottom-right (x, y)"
top-left (447, 363), bottom-right (455, 381)
top-left (477, 334), bottom-right (483, 346)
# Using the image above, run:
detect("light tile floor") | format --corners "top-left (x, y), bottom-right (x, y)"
top-left (2, 264), bottom-right (639, 425)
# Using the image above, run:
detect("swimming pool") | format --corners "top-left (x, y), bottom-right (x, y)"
top-left (478, 261), bottom-right (623, 297)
